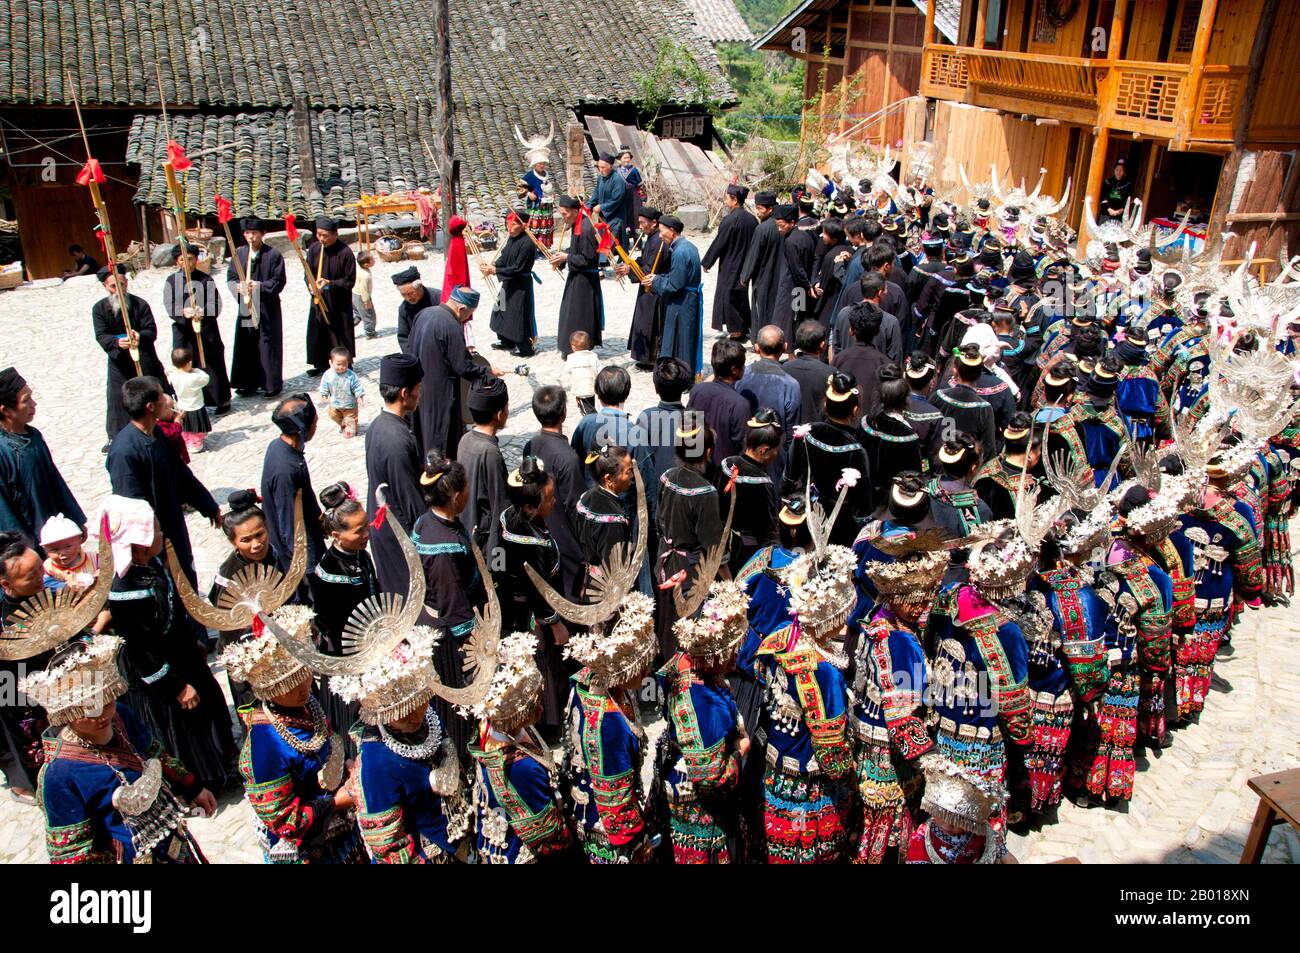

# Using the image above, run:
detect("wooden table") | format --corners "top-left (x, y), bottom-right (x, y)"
top-left (1240, 768), bottom-right (1300, 863)
top-left (349, 197), bottom-right (423, 253)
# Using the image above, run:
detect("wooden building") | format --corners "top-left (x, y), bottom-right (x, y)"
top-left (755, 1), bottom-right (957, 148)
top-left (0, 0), bottom-right (732, 280)
top-left (761, 0), bottom-right (1300, 267)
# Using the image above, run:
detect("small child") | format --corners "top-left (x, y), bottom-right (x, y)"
top-left (39, 514), bottom-right (111, 633)
top-left (565, 330), bottom-right (600, 416)
top-left (354, 251), bottom-right (378, 339)
top-left (166, 346), bottom-right (211, 454)
top-left (156, 391), bottom-right (191, 465)
top-left (319, 346), bottom-right (365, 437)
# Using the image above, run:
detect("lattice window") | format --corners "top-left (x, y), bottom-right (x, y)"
top-left (1112, 70), bottom-right (1184, 123)
top-left (1175, 1), bottom-right (1201, 53)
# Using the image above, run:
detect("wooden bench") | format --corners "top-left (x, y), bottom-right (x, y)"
top-left (1240, 768), bottom-right (1300, 863)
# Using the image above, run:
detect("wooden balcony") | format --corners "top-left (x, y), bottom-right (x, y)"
top-left (920, 45), bottom-right (1248, 148)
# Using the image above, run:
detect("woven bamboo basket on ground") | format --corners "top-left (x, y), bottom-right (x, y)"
top-left (376, 236), bottom-right (404, 262)
top-left (403, 241), bottom-right (427, 260)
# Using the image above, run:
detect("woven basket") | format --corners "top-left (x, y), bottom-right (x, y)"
top-left (0, 263), bottom-right (24, 290)
top-left (403, 241), bottom-right (427, 260)
top-left (184, 227), bottom-right (214, 243)
top-left (375, 235), bottom-right (404, 262)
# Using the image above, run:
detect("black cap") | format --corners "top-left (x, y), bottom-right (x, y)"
top-left (379, 353), bottom-right (423, 388)
top-left (467, 376), bottom-right (508, 413)
top-left (774, 204), bottom-right (798, 222)
top-left (391, 266), bottom-right (420, 286)
top-left (726, 184), bottom-right (749, 202)
top-left (96, 263), bottom-right (128, 282)
top-left (1010, 251), bottom-right (1037, 282)
top-left (314, 216), bottom-right (339, 232)
top-left (241, 216), bottom-right (267, 232)
top-left (638, 206), bottom-right (662, 222)
top-left (556, 195), bottom-right (580, 210)
top-left (660, 214), bottom-right (684, 232)
top-left (0, 367), bottom-right (26, 408)
top-left (755, 191), bottom-right (777, 207)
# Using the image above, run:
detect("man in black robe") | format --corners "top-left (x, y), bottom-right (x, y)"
top-left (163, 241), bottom-right (231, 412)
top-left (227, 216), bottom-right (286, 397)
top-left (366, 353), bottom-right (426, 595)
top-left (391, 266), bottom-right (436, 354)
top-left (409, 286), bottom-right (500, 460)
top-left (521, 385), bottom-right (584, 600)
top-left (304, 216), bottom-right (356, 374)
top-left (260, 395), bottom-right (325, 574)
top-left (485, 210), bottom-right (537, 357)
top-left (457, 377), bottom-right (509, 557)
top-left (702, 184), bottom-right (756, 340)
top-left (813, 218), bottom-right (850, 324)
top-left (0, 368), bottom-right (85, 545)
top-left (687, 338), bottom-right (755, 466)
top-left (773, 204), bottom-right (815, 342)
top-left (92, 266), bottom-right (167, 448)
top-left (555, 195), bottom-right (603, 357)
top-left (739, 191), bottom-right (780, 336)
top-left (622, 206), bottom-right (668, 369)
top-left (106, 376), bottom-right (219, 584)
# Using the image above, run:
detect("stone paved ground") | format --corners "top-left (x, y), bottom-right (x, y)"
top-left (1, 238), bottom-right (1297, 862)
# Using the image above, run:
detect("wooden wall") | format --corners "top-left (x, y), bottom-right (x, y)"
top-left (924, 99), bottom-right (1075, 207)
top-left (0, 108), bottom-right (141, 280)
top-left (1248, 0), bottom-right (1300, 143)
top-left (1218, 150), bottom-right (1299, 271)
top-left (806, 0), bottom-right (924, 146)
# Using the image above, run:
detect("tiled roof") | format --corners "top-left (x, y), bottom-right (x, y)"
top-left (126, 102), bottom-right (593, 219)
top-left (0, 0), bottom-right (733, 108)
top-left (911, 0), bottom-right (961, 44)
top-left (6, 0), bottom-right (730, 218)
top-left (683, 0), bottom-right (755, 44)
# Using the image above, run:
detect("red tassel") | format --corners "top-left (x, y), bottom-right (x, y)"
top-left (251, 615), bottom-right (265, 638)
top-left (724, 464), bottom-right (739, 495)
top-left (284, 213), bottom-right (299, 243)
top-left (76, 158), bottom-right (106, 186)
top-left (93, 225), bottom-right (108, 254)
top-left (370, 504), bottom-right (388, 530)
top-left (166, 140), bottom-right (193, 171)
top-left (215, 194), bottom-right (233, 225)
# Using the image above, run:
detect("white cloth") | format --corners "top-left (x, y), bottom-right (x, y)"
top-left (166, 367), bottom-right (210, 412)
top-left (960, 323), bottom-right (1020, 398)
top-left (564, 349), bottom-right (601, 399)
top-left (88, 495), bottom-right (157, 576)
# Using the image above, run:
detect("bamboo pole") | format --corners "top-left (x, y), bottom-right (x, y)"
top-left (155, 64), bottom-right (206, 368)
top-left (221, 217), bottom-right (251, 311)
top-left (465, 231), bottom-right (498, 297)
top-left (68, 72), bottom-right (141, 375)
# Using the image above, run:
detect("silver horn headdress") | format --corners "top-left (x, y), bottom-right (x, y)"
top-left (261, 484), bottom-right (502, 706)
top-left (526, 465), bottom-right (648, 627)
top-left (0, 515), bottom-right (114, 661)
top-left (168, 491), bottom-right (307, 632)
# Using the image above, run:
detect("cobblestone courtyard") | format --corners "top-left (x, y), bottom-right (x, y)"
top-left (0, 239), bottom-right (1297, 862)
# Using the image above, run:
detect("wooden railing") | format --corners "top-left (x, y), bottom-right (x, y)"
top-left (921, 47), bottom-right (970, 100)
top-left (1190, 65), bottom-right (1247, 142)
top-left (920, 46), bottom-right (1256, 147)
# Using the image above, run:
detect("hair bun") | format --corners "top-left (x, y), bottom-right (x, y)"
top-left (879, 363), bottom-right (902, 383)
top-left (228, 489), bottom-right (260, 513)
top-left (518, 455), bottom-right (546, 484)
top-left (318, 482), bottom-right (352, 511)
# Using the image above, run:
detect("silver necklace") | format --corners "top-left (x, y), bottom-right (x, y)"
top-left (265, 698), bottom-right (328, 755)
top-left (379, 708), bottom-right (443, 761)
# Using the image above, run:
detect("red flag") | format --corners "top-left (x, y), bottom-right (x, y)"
top-left (215, 194), bottom-right (233, 225)
top-left (284, 213), bottom-right (299, 243)
top-left (166, 140), bottom-right (193, 171)
top-left (75, 158), bottom-right (106, 186)
top-left (370, 504), bottom-right (389, 530)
